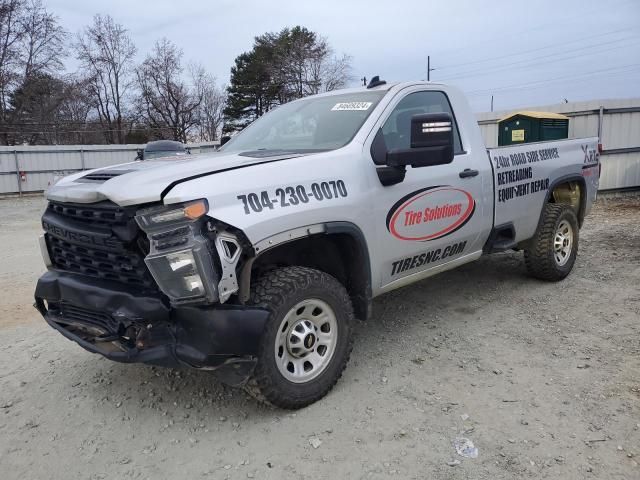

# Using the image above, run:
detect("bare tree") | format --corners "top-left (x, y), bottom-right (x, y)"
top-left (75, 14), bottom-right (136, 144)
top-left (136, 38), bottom-right (201, 142)
top-left (319, 52), bottom-right (353, 92)
top-left (57, 76), bottom-right (93, 144)
top-left (0, 0), bottom-right (26, 142)
top-left (192, 66), bottom-right (226, 141)
top-left (19, 0), bottom-right (66, 78)
top-left (0, 0), bottom-right (68, 144)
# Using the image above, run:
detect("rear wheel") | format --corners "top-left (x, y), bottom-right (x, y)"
top-left (524, 203), bottom-right (579, 281)
top-left (245, 266), bottom-right (354, 409)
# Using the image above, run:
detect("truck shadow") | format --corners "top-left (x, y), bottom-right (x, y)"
top-left (77, 250), bottom-right (535, 418)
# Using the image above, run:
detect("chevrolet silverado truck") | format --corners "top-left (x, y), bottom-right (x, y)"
top-left (35, 78), bottom-right (600, 409)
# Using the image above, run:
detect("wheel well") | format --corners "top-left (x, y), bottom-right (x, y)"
top-left (548, 179), bottom-right (586, 226)
top-left (247, 232), bottom-right (371, 321)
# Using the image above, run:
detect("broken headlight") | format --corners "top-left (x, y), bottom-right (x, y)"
top-left (136, 199), bottom-right (208, 227)
top-left (136, 201), bottom-right (218, 304)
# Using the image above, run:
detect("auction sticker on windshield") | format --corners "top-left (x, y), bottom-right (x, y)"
top-left (331, 102), bottom-right (373, 111)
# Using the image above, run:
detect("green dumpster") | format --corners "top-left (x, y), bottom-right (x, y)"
top-left (498, 111), bottom-right (569, 146)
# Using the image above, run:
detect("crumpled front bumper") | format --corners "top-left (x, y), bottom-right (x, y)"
top-left (34, 270), bottom-right (269, 385)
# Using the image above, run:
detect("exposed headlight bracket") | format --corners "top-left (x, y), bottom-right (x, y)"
top-left (214, 232), bottom-right (241, 303)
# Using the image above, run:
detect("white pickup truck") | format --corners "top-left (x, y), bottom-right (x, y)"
top-left (35, 78), bottom-right (600, 408)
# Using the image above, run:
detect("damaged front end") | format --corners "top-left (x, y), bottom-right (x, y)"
top-left (34, 198), bottom-right (267, 385)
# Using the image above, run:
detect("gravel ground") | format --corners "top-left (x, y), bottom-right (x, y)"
top-left (0, 195), bottom-right (638, 480)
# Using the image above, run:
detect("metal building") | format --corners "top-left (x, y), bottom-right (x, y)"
top-left (477, 98), bottom-right (640, 191)
top-left (497, 111), bottom-right (569, 146)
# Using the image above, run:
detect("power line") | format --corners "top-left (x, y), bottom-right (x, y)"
top-left (432, 0), bottom-right (637, 60)
top-left (0, 126), bottom-right (188, 135)
top-left (437, 25), bottom-right (638, 72)
top-left (440, 37), bottom-right (640, 81)
top-left (3, 121), bottom-right (165, 127)
top-left (465, 63), bottom-right (640, 96)
top-left (467, 66), bottom-right (640, 96)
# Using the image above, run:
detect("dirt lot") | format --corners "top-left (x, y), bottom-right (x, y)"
top-left (0, 195), bottom-right (638, 480)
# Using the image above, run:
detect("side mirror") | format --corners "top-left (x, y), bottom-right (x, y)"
top-left (220, 136), bottom-right (231, 147)
top-left (135, 148), bottom-right (144, 160)
top-left (386, 113), bottom-right (454, 168)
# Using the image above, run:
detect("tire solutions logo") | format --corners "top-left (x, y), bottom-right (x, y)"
top-left (386, 186), bottom-right (475, 241)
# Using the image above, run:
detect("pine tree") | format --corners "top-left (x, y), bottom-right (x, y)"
top-left (223, 26), bottom-right (352, 133)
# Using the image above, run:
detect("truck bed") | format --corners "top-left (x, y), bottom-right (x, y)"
top-left (487, 137), bottom-right (600, 243)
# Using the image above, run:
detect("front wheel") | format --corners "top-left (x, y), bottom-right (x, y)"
top-left (245, 266), bottom-right (354, 409)
top-left (524, 203), bottom-right (579, 281)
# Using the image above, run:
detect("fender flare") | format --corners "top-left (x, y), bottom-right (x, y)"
top-left (538, 174), bottom-right (587, 230)
top-left (237, 221), bottom-right (373, 321)
top-left (325, 221), bottom-right (373, 321)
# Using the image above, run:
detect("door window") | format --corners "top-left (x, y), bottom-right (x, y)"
top-left (381, 91), bottom-right (463, 154)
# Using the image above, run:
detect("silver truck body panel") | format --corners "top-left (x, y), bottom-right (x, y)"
top-left (488, 138), bottom-right (599, 242)
top-left (47, 152), bottom-right (307, 206)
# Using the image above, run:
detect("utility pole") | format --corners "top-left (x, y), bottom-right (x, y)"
top-left (491, 95), bottom-right (494, 112)
top-left (427, 56), bottom-right (435, 81)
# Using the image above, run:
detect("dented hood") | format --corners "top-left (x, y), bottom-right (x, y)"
top-left (46, 151), bottom-right (305, 206)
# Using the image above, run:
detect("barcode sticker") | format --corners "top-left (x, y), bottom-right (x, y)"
top-left (331, 102), bottom-right (373, 111)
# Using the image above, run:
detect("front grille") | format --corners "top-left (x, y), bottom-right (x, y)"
top-left (45, 201), bottom-right (156, 289)
top-left (47, 235), bottom-right (150, 286)
top-left (48, 201), bottom-right (130, 227)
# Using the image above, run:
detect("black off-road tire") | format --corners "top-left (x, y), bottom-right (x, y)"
top-left (524, 203), bottom-right (579, 281)
top-left (245, 266), bottom-right (355, 409)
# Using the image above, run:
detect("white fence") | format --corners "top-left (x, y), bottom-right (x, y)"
top-left (0, 142), bottom-right (220, 195)
top-left (477, 98), bottom-right (640, 191)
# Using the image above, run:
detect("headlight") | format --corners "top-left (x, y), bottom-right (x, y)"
top-left (145, 249), bottom-right (207, 300)
top-left (136, 199), bottom-right (208, 228)
top-left (135, 200), bottom-right (219, 305)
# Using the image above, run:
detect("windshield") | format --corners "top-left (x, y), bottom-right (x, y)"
top-left (220, 91), bottom-right (386, 154)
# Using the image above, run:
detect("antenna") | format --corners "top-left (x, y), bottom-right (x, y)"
top-left (367, 76), bottom-right (386, 89)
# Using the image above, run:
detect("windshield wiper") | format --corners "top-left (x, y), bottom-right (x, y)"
top-left (238, 149), bottom-right (326, 158)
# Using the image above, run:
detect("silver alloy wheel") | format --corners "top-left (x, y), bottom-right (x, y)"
top-left (274, 298), bottom-right (338, 383)
top-left (553, 219), bottom-right (573, 266)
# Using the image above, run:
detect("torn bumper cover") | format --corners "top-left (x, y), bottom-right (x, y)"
top-left (34, 270), bottom-right (269, 385)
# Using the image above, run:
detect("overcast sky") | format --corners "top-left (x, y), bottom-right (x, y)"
top-left (48, 0), bottom-right (640, 112)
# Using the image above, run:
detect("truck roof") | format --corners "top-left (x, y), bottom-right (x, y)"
top-left (308, 80), bottom-right (447, 98)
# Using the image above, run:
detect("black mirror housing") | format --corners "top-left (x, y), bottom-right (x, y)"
top-left (410, 112), bottom-right (453, 148)
top-left (386, 112), bottom-right (454, 168)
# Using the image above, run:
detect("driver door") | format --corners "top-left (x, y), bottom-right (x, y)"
top-left (370, 89), bottom-right (490, 290)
